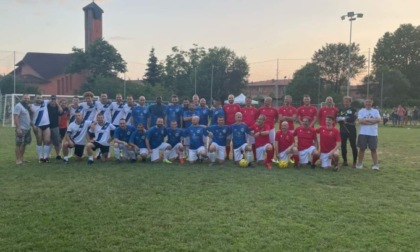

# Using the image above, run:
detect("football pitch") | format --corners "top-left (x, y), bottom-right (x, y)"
top-left (0, 126), bottom-right (419, 251)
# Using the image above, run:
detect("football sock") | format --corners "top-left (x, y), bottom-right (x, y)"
top-left (208, 152), bottom-right (216, 163)
top-left (265, 148), bottom-right (274, 164)
top-left (114, 147), bottom-right (120, 159)
top-left (246, 151), bottom-right (252, 163)
top-left (312, 155), bottom-right (319, 165)
top-left (36, 145), bottom-right (43, 159)
top-left (252, 145), bottom-right (256, 160)
top-left (293, 155), bottom-right (299, 165)
top-left (226, 146), bottom-right (231, 159)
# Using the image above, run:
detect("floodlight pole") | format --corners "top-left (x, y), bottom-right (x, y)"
top-left (341, 12), bottom-right (363, 96)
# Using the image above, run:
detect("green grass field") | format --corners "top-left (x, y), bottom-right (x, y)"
top-left (0, 126), bottom-right (419, 251)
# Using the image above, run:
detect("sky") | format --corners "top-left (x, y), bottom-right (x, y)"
top-left (1, 0), bottom-right (419, 84)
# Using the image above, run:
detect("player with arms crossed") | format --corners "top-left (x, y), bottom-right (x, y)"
top-left (278, 95), bottom-right (297, 132)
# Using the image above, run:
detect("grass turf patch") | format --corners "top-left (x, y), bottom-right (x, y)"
top-left (0, 126), bottom-right (419, 251)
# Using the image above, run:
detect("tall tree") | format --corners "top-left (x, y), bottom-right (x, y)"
top-left (372, 24), bottom-right (420, 97)
top-left (196, 47), bottom-right (249, 100)
top-left (143, 48), bottom-right (163, 86)
top-left (67, 38), bottom-right (127, 82)
top-left (312, 43), bottom-right (366, 94)
top-left (287, 63), bottom-right (322, 105)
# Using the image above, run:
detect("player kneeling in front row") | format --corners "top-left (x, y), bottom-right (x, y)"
top-left (250, 114), bottom-right (274, 169)
top-left (316, 116), bottom-right (341, 171)
top-left (184, 116), bottom-right (208, 164)
top-left (294, 116), bottom-right (320, 168)
top-left (275, 121), bottom-right (299, 167)
top-left (129, 123), bottom-right (148, 162)
top-left (113, 118), bottom-right (136, 163)
top-left (231, 112), bottom-right (253, 167)
top-left (146, 118), bottom-right (172, 163)
top-left (207, 116), bottom-right (232, 166)
top-left (166, 120), bottom-right (185, 164)
top-left (62, 112), bottom-right (91, 163)
top-left (86, 114), bottom-right (116, 164)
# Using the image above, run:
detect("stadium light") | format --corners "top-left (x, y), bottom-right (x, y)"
top-left (341, 11), bottom-right (363, 96)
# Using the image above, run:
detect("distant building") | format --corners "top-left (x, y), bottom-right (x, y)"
top-left (14, 53), bottom-right (86, 95)
top-left (245, 79), bottom-right (291, 99)
top-left (10, 2), bottom-right (104, 95)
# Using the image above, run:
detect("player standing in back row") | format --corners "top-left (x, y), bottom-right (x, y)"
top-left (256, 97), bottom-right (278, 144)
top-left (223, 94), bottom-right (241, 160)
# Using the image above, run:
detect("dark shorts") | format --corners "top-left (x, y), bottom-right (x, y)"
top-left (50, 127), bottom-right (61, 146)
top-left (92, 142), bottom-right (110, 154)
top-left (15, 129), bottom-right (31, 145)
top-left (38, 125), bottom-right (50, 131)
top-left (357, 134), bottom-right (378, 150)
top-left (70, 144), bottom-right (85, 157)
top-left (59, 128), bottom-right (67, 139)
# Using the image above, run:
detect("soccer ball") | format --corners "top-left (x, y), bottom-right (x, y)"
top-left (278, 160), bottom-right (288, 169)
top-left (239, 159), bottom-right (248, 167)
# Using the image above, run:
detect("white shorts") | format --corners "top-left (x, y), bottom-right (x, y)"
top-left (234, 143), bottom-right (248, 161)
top-left (151, 142), bottom-right (170, 161)
top-left (269, 128), bottom-right (275, 143)
top-left (209, 142), bottom-right (226, 160)
top-left (256, 143), bottom-right (271, 161)
top-left (136, 148), bottom-right (148, 156)
top-left (169, 142), bottom-right (183, 159)
top-left (183, 136), bottom-right (190, 146)
top-left (189, 146), bottom-right (206, 162)
top-left (246, 134), bottom-right (255, 144)
top-left (278, 149), bottom-right (290, 162)
top-left (298, 146), bottom-right (317, 164)
top-left (320, 153), bottom-right (332, 168)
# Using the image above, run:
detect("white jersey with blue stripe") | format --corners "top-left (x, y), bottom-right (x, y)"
top-left (95, 101), bottom-right (113, 123)
top-left (110, 102), bottom-right (126, 126)
top-left (80, 101), bottom-right (97, 122)
top-left (69, 104), bottom-right (83, 123)
top-left (66, 120), bottom-right (92, 145)
top-left (124, 103), bottom-right (136, 126)
top-left (32, 100), bottom-right (50, 127)
top-left (89, 122), bottom-right (116, 146)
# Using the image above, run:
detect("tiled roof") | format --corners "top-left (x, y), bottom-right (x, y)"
top-left (16, 52), bottom-right (73, 80)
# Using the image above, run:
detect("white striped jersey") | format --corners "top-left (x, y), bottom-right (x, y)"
top-left (79, 101), bottom-right (97, 122)
top-left (110, 102), bottom-right (126, 126)
top-left (89, 122), bottom-right (116, 146)
top-left (66, 120), bottom-right (92, 145)
top-left (69, 104), bottom-right (83, 123)
top-left (123, 103), bottom-right (136, 126)
top-left (31, 100), bottom-right (50, 127)
top-left (95, 101), bottom-right (113, 123)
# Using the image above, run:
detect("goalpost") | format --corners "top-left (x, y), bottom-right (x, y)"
top-left (2, 94), bottom-right (95, 127)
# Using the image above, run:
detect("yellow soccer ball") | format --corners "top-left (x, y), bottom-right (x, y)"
top-left (239, 159), bottom-right (248, 168)
top-left (278, 160), bottom-right (288, 169)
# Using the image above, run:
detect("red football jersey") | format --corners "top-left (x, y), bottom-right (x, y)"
top-left (318, 107), bottom-right (339, 127)
top-left (316, 127), bottom-right (341, 153)
top-left (275, 130), bottom-right (295, 153)
top-left (297, 105), bottom-right (318, 124)
top-left (257, 106), bottom-right (279, 129)
top-left (224, 103), bottom-right (242, 126)
top-left (278, 105), bottom-right (297, 130)
top-left (294, 126), bottom-right (317, 151)
top-left (250, 123), bottom-right (271, 148)
top-left (241, 106), bottom-right (258, 127)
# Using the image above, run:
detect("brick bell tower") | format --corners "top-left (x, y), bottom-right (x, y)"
top-left (83, 1), bottom-right (104, 49)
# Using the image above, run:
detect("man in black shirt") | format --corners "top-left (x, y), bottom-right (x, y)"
top-left (47, 95), bottom-right (63, 160)
top-left (147, 96), bottom-right (167, 128)
top-left (337, 96), bottom-right (358, 167)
